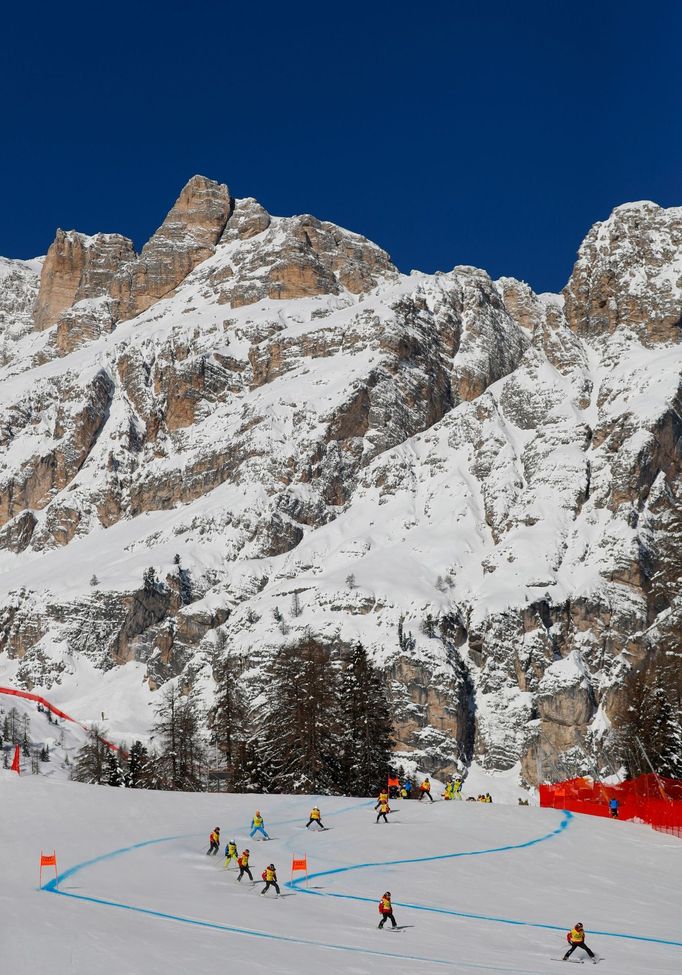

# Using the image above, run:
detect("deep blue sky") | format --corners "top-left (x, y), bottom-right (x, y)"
top-left (2, 1), bottom-right (680, 293)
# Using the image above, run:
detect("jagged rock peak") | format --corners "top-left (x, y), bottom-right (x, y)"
top-left (113, 175), bottom-right (233, 320)
top-left (563, 199), bottom-right (682, 345)
top-left (33, 229), bottom-right (136, 331)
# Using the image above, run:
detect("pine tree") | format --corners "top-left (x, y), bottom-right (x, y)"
top-left (209, 656), bottom-right (248, 790)
top-left (143, 566), bottom-right (158, 594)
top-left (152, 684), bottom-right (206, 791)
top-left (338, 642), bottom-right (395, 796)
top-left (614, 660), bottom-right (682, 778)
top-left (21, 713), bottom-right (31, 757)
top-left (254, 634), bottom-right (342, 793)
top-left (126, 740), bottom-right (153, 788)
top-left (72, 726), bottom-right (111, 784)
top-left (105, 749), bottom-right (126, 786)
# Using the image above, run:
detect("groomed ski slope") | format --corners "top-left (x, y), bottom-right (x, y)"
top-left (1, 777), bottom-right (680, 974)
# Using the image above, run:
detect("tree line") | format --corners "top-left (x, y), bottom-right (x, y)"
top-left (72, 636), bottom-right (396, 795)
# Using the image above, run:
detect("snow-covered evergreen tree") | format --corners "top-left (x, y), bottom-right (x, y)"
top-left (152, 684), bottom-right (206, 791)
top-left (126, 740), bottom-right (153, 788)
top-left (72, 726), bottom-right (111, 784)
top-left (338, 642), bottom-right (395, 796)
top-left (254, 634), bottom-right (342, 793)
top-left (105, 749), bottom-right (126, 786)
top-left (209, 655), bottom-right (248, 791)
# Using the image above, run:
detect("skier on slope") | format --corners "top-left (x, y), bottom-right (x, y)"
top-left (375, 789), bottom-right (389, 811)
top-left (261, 863), bottom-right (280, 896)
top-left (250, 810), bottom-right (270, 840)
top-left (562, 922), bottom-right (596, 962)
top-left (237, 849), bottom-right (253, 882)
top-left (306, 806), bottom-right (326, 829)
top-left (207, 826), bottom-right (221, 855)
top-left (418, 777), bottom-right (434, 802)
top-left (223, 839), bottom-right (239, 868)
top-left (378, 891), bottom-right (398, 929)
top-left (376, 797), bottom-right (391, 824)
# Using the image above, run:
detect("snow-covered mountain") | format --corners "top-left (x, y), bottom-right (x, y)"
top-left (1, 176), bottom-right (681, 783)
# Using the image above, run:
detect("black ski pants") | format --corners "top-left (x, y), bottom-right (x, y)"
top-left (262, 880), bottom-right (280, 895)
top-left (238, 866), bottom-right (253, 882)
top-left (207, 842), bottom-right (219, 855)
top-left (379, 911), bottom-right (397, 928)
top-left (564, 942), bottom-right (595, 960)
top-left (306, 819), bottom-right (325, 828)
top-left (419, 791), bottom-right (434, 802)
top-left (376, 812), bottom-right (389, 823)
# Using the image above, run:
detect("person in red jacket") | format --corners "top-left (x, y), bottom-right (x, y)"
top-left (378, 891), bottom-right (397, 929)
top-left (562, 922), bottom-right (596, 961)
top-left (237, 849), bottom-right (253, 882)
top-left (207, 826), bottom-right (220, 855)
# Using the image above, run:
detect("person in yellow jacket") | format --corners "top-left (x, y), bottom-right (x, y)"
top-left (453, 777), bottom-right (463, 799)
top-left (378, 891), bottom-right (397, 929)
top-left (305, 806), bottom-right (326, 830)
top-left (443, 781), bottom-right (454, 800)
top-left (261, 863), bottom-right (280, 896)
top-left (250, 810), bottom-right (270, 840)
top-left (418, 778), bottom-right (434, 802)
top-left (562, 922), bottom-right (596, 961)
top-left (376, 799), bottom-right (391, 824)
top-left (237, 849), bottom-right (253, 882)
top-left (223, 839), bottom-right (238, 868)
top-left (206, 826), bottom-right (220, 855)
top-left (375, 790), bottom-right (389, 811)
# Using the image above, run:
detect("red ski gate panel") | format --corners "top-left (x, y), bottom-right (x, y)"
top-left (540, 774), bottom-right (682, 835)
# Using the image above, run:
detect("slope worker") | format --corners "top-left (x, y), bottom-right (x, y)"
top-left (375, 789), bottom-right (389, 811)
top-left (376, 798), bottom-right (391, 824)
top-left (306, 806), bottom-right (325, 829)
top-left (207, 826), bottom-right (221, 855)
top-left (250, 810), bottom-right (270, 840)
top-left (443, 781), bottom-right (454, 800)
top-left (378, 891), bottom-right (398, 929)
top-left (562, 923), bottom-right (596, 962)
top-left (419, 778), bottom-right (434, 802)
top-left (223, 839), bottom-right (238, 868)
top-left (609, 797), bottom-right (619, 819)
top-left (237, 849), bottom-right (253, 882)
top-left (453, 777), bottom-right (463, 799)
top-left (261, 863), bottom-right (280, 896)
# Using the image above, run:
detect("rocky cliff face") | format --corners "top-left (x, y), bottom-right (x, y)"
top-left (0, 181), bottom-right (680, 784)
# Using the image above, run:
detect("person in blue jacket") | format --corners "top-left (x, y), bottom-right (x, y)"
top-left (609, 797), bottom-right (619, 819)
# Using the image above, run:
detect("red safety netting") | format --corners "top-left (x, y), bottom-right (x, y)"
top-left (0, 685), bottom-right (124, 754)
top-left (540, 774), bottom-right (682, 833)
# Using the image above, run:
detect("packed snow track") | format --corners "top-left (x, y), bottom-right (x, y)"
top-left (3, 778), bottom-right (680, 974)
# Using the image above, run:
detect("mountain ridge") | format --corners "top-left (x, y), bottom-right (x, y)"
top-left (1, 175), bottom-right (681, 784)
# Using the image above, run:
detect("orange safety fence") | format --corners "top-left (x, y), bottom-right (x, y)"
top-left (0, 685), bottom-right (125, 754)
top-left (540, 773), bottom-right (682, 835)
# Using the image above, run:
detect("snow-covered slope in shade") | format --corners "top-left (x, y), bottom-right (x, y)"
top-left (0, 178), bottom-right (681, 782)
top-left (2, 775), bottom-right (681, 974)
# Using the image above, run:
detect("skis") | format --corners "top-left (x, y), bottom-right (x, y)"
top-left (550, 958), bottom-right (603, 965)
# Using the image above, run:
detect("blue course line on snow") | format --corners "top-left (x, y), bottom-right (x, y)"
top-left (287, 810), bottom-right (682, 950)
top-left (41, 804), bottom-right (682, 956)
top-left (42, 887), bottom-right (546, 975)
top-left (43, 833), bottom-right (194, 891)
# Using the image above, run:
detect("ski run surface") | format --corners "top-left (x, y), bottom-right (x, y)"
top-left (1, 774), bottom-right (680, 974)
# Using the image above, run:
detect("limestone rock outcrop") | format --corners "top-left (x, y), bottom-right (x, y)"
top-left (34, 230), bottom-right (136, 331)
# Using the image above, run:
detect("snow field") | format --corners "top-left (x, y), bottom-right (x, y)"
top-left (1, 777), bottom-right (681, 974)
